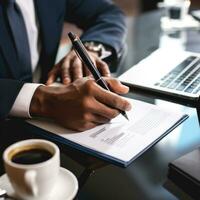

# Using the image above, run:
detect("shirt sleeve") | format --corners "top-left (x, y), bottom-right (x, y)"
top-left (9, 83), bottom-right (43, 118)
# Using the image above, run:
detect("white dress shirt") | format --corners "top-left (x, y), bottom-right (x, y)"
top-left (9, 0), bottom-right (42, 118)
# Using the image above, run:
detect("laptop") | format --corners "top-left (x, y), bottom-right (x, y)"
top-left (119, 48), bottom-right (200, 103)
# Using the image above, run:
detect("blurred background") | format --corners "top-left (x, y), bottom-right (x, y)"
top-left (59, 0), bottom-right (200, 75)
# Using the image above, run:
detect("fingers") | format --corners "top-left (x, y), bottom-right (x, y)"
top-left (92, 114), bottom-right (111, 124)
top-left (46, 63), bottom-right (61, 85)
top-left (104, 78), bottom-right (129, 94)
top-left (46, 56), bottom-right (72, 86)
top-left (76, 97), bottom-right (124, 131)
top-left (89, 99), bottom-right (119, 120)
top-left (71, 58), bottom-right (83, 81)
top-left (83, 65), bottom-right (92, 77)
top-left (61, 51), bottom-right (87, 83)
top-left (46, 49), bottom-right (113, 86)
top-left (93, 84), bottom-right (131, 112)
top-left (84, 53), bottom-right (110, 77)
top-left (81, 78), bottom-right (131, 113)
top-left (46, 71), bottom-right (57, 85)
top-left (61, 57), bottom-right (72, 85)
top-left (96, 59), bottom-right (110, 77)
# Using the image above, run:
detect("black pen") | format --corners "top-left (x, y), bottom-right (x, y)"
top-left (68, 32), bottom-right (129, 121)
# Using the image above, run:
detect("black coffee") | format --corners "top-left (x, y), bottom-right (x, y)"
top-left (169, 7), bottom-right (181, 19)
top-left (11, 149), bottom-right (52, 164)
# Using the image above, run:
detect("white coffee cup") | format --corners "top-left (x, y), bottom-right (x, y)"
top-left (3, 139), bottom-right (60, 200)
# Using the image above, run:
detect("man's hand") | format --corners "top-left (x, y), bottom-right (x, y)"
top-left (46, 50), bottom-right (111, 85)
top-left (30, 77), bottom-right (131, 131)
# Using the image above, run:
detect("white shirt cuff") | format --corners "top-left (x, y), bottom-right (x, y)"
top-left (9, 83), bottom-right (43, 118)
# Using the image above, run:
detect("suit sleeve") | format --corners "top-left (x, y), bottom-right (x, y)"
top-left (65, 0), bottom-right (127, 60)
top-left (0, 79), bottom-right (24, 120)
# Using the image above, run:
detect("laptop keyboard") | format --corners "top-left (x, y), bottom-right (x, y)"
top-left (154, 56), bottom-right (200, 94)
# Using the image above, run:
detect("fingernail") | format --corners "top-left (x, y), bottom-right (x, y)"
top-left (126, 103), bottom-right (132, 111)
top-left (64, 78), bottom-right (70, 84)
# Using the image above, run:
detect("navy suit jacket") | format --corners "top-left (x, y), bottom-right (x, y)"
top-left (0, 0), bottom-right (126, 120)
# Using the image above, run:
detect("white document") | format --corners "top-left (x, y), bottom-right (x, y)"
top-left (27, 98), bottom-right (187, 165)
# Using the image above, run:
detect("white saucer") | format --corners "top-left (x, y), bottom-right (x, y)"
top-left (0, 167), bottom-right (78, 200)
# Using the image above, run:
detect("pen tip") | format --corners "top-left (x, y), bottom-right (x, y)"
top-left (124, 113), bottom-right (129, 121)
top-left (68, 32), bottom-right (76, 42)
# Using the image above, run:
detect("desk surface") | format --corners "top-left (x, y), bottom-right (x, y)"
top-left (71, 10), bottom-right (199, 200)
top-left (1, 10), bottom-right (200, 200)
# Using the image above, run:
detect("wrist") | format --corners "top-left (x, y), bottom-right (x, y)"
top-left (30, 85), bottom-right (50, 118)
top-left (30, 85), bottom-right (69, 119)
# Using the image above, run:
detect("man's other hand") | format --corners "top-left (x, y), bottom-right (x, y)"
top-left (30, 77), bottom-right (131, 131)
top-left (46, 50), bottom-right (111, 85)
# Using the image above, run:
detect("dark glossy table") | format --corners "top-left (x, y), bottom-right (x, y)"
top-left (1, 9), bottom-right (200, 200)
top-left (57, 10), bottom-right (199, 200)
top-left (71, 10), bottom-right (199, 200)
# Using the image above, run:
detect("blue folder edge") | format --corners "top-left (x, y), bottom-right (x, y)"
top-left (25, 114), bottom-right (188, 168)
